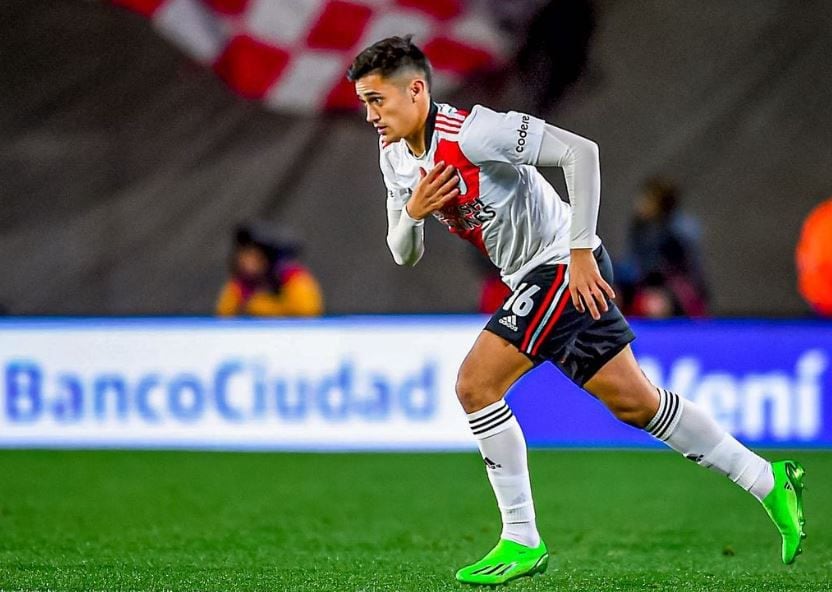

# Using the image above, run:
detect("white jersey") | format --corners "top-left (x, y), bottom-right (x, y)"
top-left (380, 102), bottom-right (601, 289)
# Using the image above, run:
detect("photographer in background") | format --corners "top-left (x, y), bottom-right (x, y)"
top-left (216, 223), bottom-right (323, 317)
top-left (619, 178), bottom-right (709, 318)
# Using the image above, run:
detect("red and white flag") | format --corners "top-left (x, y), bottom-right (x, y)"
top-left (112, 0), bottom-right (508, 112)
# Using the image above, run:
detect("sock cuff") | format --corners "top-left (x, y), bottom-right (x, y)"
top-left (467, 399), bottom-right (516, 439)
top-left (645, 388), bottom-right (683, 441)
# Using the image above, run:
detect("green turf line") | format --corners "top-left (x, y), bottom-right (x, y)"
top-left (0, 450), bottom-right (829, 591)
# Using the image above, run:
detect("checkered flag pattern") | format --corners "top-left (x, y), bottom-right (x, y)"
top-left (111, 0), bottom-right (509, 112)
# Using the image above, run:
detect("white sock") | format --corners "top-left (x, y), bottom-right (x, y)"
top-left (467, 399), bottom-right (540, 547)
top-left (645, 388), bottom-right (775, 500)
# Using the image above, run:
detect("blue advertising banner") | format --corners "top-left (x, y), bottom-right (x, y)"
top-left (0, 318), bottom-right (830, 449)
top-left (511, 320), bottom-right (832, 448)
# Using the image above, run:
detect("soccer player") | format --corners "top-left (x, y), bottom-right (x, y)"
top-left (348, 36), bottom-right (806, 585)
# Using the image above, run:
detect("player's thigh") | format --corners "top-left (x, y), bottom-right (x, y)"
top-left (583, 344), bottom-right (659, 427)
top-left (456, 330), bottom-right (534, 413)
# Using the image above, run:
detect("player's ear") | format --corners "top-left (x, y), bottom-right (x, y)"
top-left (410, 79), bottom-right (426, 102)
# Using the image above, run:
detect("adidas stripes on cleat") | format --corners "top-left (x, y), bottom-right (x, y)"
top-left (762, 460), bottom-right (806, 564)
top-left (455, 539), bottom-right (548, 585)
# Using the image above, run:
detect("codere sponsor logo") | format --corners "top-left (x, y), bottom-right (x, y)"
top-left (515, 114), bottom-right (531, 153)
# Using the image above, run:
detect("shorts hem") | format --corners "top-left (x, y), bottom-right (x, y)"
top-left (577, 332), bottom-right (636, 387)
top-left (482, 325), bottom-right (539, 363)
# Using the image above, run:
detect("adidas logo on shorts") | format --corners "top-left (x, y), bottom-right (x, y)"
top-left (499, 314), bottom-right (518, 332)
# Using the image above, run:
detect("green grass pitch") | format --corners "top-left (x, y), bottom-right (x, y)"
top-left (0, 450), bottom-right (829, 591)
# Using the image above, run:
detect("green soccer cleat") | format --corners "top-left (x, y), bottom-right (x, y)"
top-left (761, 460), bottom-right (806, 564)
top-left (455, 538), bottom-right (548, 586)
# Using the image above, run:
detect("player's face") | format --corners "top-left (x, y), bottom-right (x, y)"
top-left (355, 73), bottom-right (422, 144)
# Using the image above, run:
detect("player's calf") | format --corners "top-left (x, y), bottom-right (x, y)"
top-left (586, 346), bottom-right (806, 562)
top-left (598, 390), bottom-right (656, 428)
top-left (583, 353), bottom-right (659, 428)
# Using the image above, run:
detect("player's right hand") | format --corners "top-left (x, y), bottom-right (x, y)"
top-left (405, 161), bottom-right (460, 220)
top-left (568, 248), bottom-right (615, 320)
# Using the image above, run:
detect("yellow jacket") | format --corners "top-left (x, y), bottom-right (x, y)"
top-left (216, 266), bottom-right (323, 317)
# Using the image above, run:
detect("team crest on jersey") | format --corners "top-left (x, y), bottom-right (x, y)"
top-left (433, 197), bottom-right (495, 231)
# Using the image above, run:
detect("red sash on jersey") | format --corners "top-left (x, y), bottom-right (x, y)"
top-left (432, 110), bottom-right (492, 256)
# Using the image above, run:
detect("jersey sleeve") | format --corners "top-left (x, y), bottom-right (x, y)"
top-left (458, 105), bottom-right (546, 166)
top-left (380, 144), bottom-right (411, 210)
top-left (379, 142), bottom-right (424, 266)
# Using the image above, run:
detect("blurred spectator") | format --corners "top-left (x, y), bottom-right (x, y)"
top-left (796, 197), bottom-right (832, 316)
top-left (618, 178), bottom-right (709, 318)
top-left (216, 223), bottom-right (323, 317)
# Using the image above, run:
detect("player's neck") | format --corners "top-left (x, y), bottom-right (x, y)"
top-left (404, 100), bottom-right (433, 158)
top-left (405, 134), bottom-right (426, 158)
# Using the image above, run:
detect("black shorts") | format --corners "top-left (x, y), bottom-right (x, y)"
top-left (485, 245), bottom-right (636, 386)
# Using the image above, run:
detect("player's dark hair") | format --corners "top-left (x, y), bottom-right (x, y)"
top-left (347, 35), bottom-right (432, 89)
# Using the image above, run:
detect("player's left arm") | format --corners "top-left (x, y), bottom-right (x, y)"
top-left (536, 124), bottom-right (614, 320)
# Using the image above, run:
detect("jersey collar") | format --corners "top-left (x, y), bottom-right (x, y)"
top-left (408, 102), bottom-right (438, 160)
top-left (424, 101), bottom-right (438, 151)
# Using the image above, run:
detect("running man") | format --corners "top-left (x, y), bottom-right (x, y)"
top-left (347, 36), bottom-right (806, 585)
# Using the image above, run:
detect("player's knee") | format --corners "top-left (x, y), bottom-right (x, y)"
top-left (454, 372), bottom-right (478, 409)
top-left (455, 370), bottom-right (493, 413)
top-left (604, 395), bottom-right (655, 428)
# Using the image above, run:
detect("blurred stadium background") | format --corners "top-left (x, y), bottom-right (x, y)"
top-left (1, 1), bottom-right (831, 590)
top-left (2, 0), bottom-right (831, 315)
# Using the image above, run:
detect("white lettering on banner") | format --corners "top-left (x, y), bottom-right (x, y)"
top-left (0, 323), bottom-right (483, 450)
top-left (639, 350), bottom-right (827, 440)
top-left (0, 321), bottom-right (828, 449)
